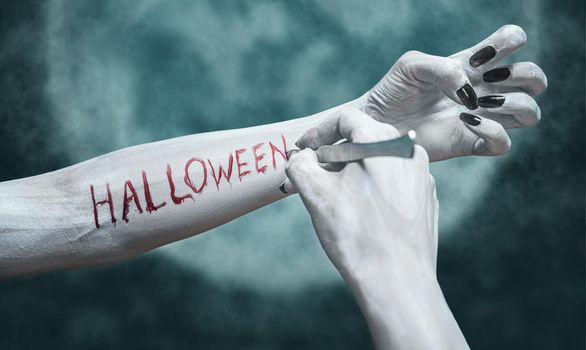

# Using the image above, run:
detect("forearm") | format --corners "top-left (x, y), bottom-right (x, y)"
top-left (0, 98), bottom-right (363, 277)
top-left (345, 261), bottom-right (469, 350)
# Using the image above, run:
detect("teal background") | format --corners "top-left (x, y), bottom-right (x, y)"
top-left (0, 0), bottom-right (584, 349)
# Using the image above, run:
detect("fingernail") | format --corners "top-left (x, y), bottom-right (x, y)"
top-left (459, 112), bottom-right (481, 126)
top-left (469, 46), bottom-right (496, 68)
top-left (456, 84), bottom-right (478, 110)
top-left (478, 95), bottom-right (505, 108)
top-left (483, 67), bottom-right (511, 83)
top-left (286, 149), bottom-right (299, 160)
top-left (279, 181), bottom-right (288, 194)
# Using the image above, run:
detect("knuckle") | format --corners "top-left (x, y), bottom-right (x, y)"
top-left (426, 56), bottom-right (464, 84)
top-left (442, 58), bottom-right (462, 74)
top-left (339, 107), bottom-right (363, 125)
top-left (352, 126), bottom-right (377, 142)
top-left (379, 124), bottom-right (401, 139)
top-left (284, 157), bottom-right (297, 176)
top-left (398, 50), bottom-right (425, 75)
top-left (339, 106), bottom-right (361, 116)
top-left (296, 149), bottom-right (314, 162)
top-left (399, 50), bottom-right (424, 63)
top-left (440, 59), bottom-right (465, 83)
top-left (285, 151), bottom-right (308, 175)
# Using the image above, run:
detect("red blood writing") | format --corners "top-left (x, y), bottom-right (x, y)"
top-left (122, 180), bottom-right (143, 223)
top-left (184, 157), bottom-right (207, 193)
top-left (269, 134), bottom-right (288, 169)
top-left (252, 143), bottom-right (267, 174)
top-left (208, 153), bottom-right (234, 190)
top-left (91, 134), bottom-right (290, 229)
top-left (166, 164), bottom-right (193, 204)
top-left (142, 171), bottom-right (167, 212)
top-left (90, 183), bottom-right (116, 229)
top-left (235, 148), bottom-right (251, 181)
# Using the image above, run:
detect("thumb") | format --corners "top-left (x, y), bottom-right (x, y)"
top-left (285, 149), bottom-right (334, 205)
top-left (459, 112), bottom-right (512, 156)
top-left (398, 51), bottom-right (478, 110)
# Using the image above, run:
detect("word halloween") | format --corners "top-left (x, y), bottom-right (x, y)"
top-left (90, 135), bottom-right (288, 229)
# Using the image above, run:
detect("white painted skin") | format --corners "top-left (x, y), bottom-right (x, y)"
top-left (286, 110), bottom-right (469, 349)
top-left (0, 25), bottom-right (546, 280)
top-left (363, 24), bottom-right (546, 160)
top-left (0, 105), bottom-right (339, 278)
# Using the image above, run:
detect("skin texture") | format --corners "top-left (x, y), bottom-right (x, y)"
top-left (286, 109), bottom-right (469, 349)
top-left (0, 25), bottom-right (546, 278)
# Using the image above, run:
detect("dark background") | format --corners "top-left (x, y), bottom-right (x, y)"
top-left (0, 1), bottom-right (584, 349)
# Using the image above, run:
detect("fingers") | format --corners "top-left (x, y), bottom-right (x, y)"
top-left (397, 51), bottom-right (478, 110)
top-left (296, 107), bottom-right (400, 149)
top-left (459, 113), bottom-right (511, 156)
top-left (280, 152), bottom-right (344, 194)
top-left (482, 62), bottom-right (548, 96)
top-left (291, 108), bottom-right (406, 201)
top-left (285, 149), bottom-right (334, 207)
top-left (452, 24), bottom-right (527, 74)
top-left (477, 92), bottom-right (541, 128)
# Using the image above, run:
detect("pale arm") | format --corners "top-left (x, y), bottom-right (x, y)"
top-left (0, 25), bottom-right (546, 278)
top-left (286, 109), bottom-right (469, 349)
top-left (0, 99), bottom-right (361, 278)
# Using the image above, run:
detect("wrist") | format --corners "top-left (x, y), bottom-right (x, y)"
top-left (339, 258), bottom-right (469, 349)
top-left (342, 254), bottom-right (438, 310)
top-left (337, 237), bottom-right (437, 291)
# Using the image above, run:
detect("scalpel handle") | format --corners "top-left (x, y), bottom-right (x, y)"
top-left (315, 131), bottom-right (416, 163)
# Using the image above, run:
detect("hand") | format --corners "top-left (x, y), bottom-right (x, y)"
top-left (287, 108), bottom-right (438, 280)
top-left (360, 25), bottom-right (547, 161)
top-left (286, 108), bottom-right (468, 349)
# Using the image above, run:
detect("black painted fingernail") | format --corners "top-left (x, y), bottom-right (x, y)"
top-left (469, 46), bottom-right (496, 68)
top-left (459, 112), bottom-right (481, 126)
top-left (279, 181), bottom-right (288, 194)
top-left (478, 95), bottom-right (505, 108)
top-left (456, 83), bottom-right (478, 110)
top-left (483, 67), bottom-right (511, 83)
